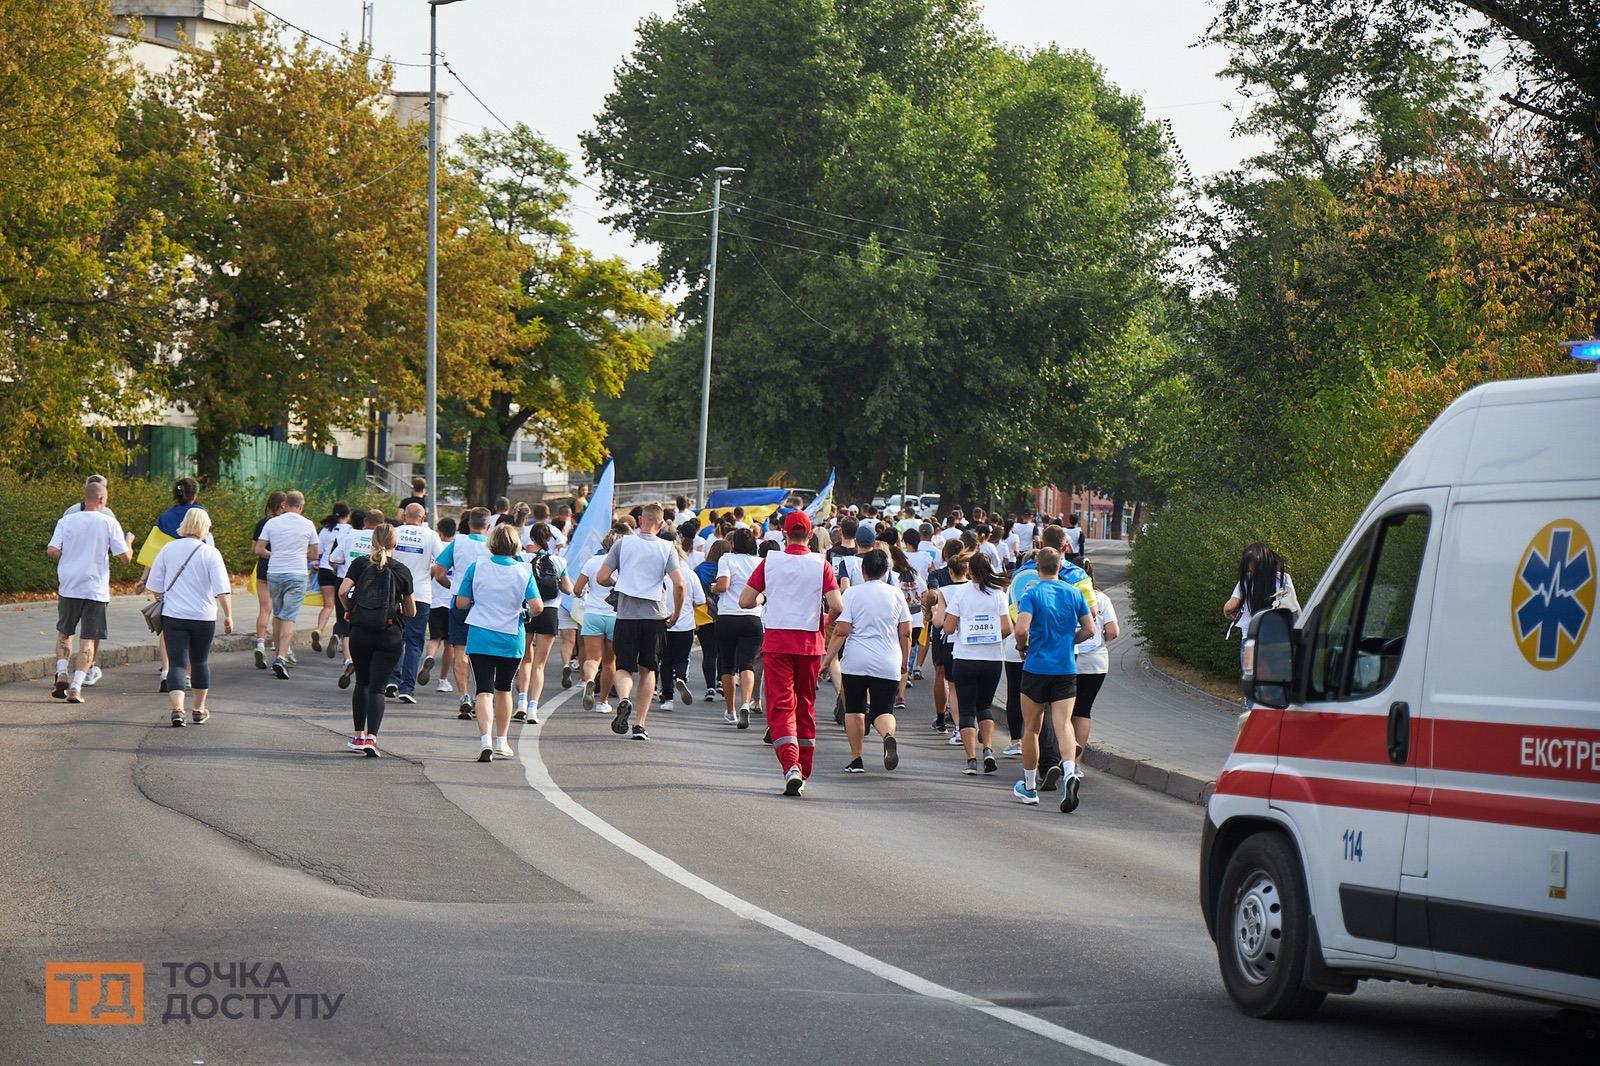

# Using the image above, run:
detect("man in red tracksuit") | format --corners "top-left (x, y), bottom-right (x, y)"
top-left (740, 510), bottom-right (841, 796)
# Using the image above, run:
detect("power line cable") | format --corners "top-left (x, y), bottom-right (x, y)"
top-left (224, 144), bottom-right (422, 203)
top-left (729, 233), bottom-right (839, 335)
top-left (247, 0), bottom-right (429, 68)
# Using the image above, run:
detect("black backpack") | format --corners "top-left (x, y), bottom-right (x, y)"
top-left (531, 550), bottom-right (561, 602)
top-left (349, 561), bottom-right (399, 630)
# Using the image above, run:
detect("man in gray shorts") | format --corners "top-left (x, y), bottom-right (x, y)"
top-left (596, 503), bottom-right (685, 740)
top-left (47, 480), bottom-right (135, 703)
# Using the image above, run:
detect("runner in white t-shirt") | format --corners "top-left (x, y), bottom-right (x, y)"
top-left (823, 548), bottom-right (910, 774)
top-left (47, 481), bottom-right (134, 702)
top-left (255, 492), bottom-right (319, 680)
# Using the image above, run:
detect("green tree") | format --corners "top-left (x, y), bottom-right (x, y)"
top-left (584, 0), bottom-right (1175, 504)
top-left (119, 16), bottom-right (514, 481)
top-left (0, 1), bottom-right (184, 474)
top-left (454, 126), bottom-right (673, 503)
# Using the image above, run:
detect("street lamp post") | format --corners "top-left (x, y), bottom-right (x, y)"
top-left (695, 166), bottom-right (743, 510)
top-left (426, 0), bottom-right (471, 520)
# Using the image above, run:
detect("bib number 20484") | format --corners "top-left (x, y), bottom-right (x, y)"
top-left (963, 613), bottom-right (1000, 645)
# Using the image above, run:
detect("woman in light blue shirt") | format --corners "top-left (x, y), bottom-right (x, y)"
top-left (455, 524), bottom-right (542, 764)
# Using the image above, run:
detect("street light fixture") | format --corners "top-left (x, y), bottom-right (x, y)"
top-left (695, 165), bottom-right (743, 509)
top-left (424, 0), bottom-right (472, 520)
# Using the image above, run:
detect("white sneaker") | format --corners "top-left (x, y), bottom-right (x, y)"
top-left (284, 648), bottom-right (298, 665)
top-left (85, 665), bottom-right (103, 687)
top-left (492, 739), bottom-right (515, 759)
top-left (659, 699), bottom-right (674, 712)
top-left (723, 710), bottom-right (737, 724)
top-left (947, 731), bottom-right (963, 746)
top-left (436, 678), bottom-right (453, 693)
top-left (595, 701), bottom-right (612, 715)
top-left (1002, 743), bottom-right (1022, 758)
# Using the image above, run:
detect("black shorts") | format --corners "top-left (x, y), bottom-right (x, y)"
top-left (471, 653), bottom-right (520, 694)
top-left (316, 567), bottom-right (339, 589)
top-left (528, 604), bottom-right (560, 637)
top-left (613, 617), bottom-right (665, 673)
top-left (931, 635), bottom-right (953, 669)
top-left (428, 605), bottom-right (450, 641)
top-left (1073, 672), bottom-right (1105, 719)
top-left (842, 674), bottom-right (898, 723)
top-left (1020, 670), bottom-right (1078, 706)
top-left (716, 614), bottom-right (763, 674)
top-left (56, 597), bottom-right (109, 641)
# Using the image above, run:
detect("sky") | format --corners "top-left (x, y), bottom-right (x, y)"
top-left (251, 0), bottom-right (1266, 263)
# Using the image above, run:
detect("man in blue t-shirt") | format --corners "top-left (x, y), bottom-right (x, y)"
top-left (1012, 547), bottom-right (1094, 812)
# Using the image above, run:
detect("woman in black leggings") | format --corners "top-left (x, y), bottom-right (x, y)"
top-left (338, 524), bottom-right (415, 758)
top-left (147, 508), bottom-right (234, 726)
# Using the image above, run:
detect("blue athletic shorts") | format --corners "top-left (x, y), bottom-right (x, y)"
top-left (579, 612), bottom-right (616, 640)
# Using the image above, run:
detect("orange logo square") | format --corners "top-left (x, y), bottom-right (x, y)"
top-left (45, 962), bottom-right (144, 1024)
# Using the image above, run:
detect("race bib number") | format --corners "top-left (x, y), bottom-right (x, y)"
top-left (962, 612), bottom-right (1000, 645)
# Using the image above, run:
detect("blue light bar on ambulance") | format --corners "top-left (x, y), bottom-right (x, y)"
top-left (1562, 338), bottom-right (1600, 361)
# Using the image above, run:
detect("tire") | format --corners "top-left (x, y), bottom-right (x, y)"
top-left (1214, 831), bottom-right (1327, 1019)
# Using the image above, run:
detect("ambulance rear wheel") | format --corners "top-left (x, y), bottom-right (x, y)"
top-left (1216, 832), bottom-right (1326, 1019)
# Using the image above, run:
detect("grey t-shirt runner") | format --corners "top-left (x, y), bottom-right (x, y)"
top-left (602, 533), bottom-right (676, 620)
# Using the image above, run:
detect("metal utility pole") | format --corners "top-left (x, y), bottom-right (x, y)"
top-left (902, 442), bottom-right (909, 510)
top-left (361, 1), bottom-right (374, 48)
top-left (695, 166), bottom-right (743, 509)
top-left (424, 0), bottom-right (469, 519)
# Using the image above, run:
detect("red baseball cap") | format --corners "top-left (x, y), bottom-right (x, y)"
top-left (781, 510), bottom-right (813, 534)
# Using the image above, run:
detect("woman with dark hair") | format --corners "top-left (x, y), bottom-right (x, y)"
top-left (135, 476), bottom-right (208, 692)
top-left (942, 552), bottom-right (1012, 776)
top-left (712, 527), bottom-right (763, 727)
top-left (312, 502), bottom-right (351, 657)
top-left (250, 491), bottom-right (287, 670)
top-left (514, 522), bottom-right (573, 724)
top-left (695, 539), bottom-right (727, 701)
top-left (1224, 542), bottom-right (1298, 709)
top-left (338, 522), bottom-right (416, 758)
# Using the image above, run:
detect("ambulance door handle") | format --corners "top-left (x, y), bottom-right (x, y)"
top-left (1387, 702), bottom-right (1410, 764)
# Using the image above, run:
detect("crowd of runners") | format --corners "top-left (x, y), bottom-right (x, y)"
top-left (46, 476), bottom-right (1120, 810)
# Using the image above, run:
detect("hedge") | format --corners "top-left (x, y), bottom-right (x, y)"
top-left (1126, 477), bottom-right (1377, 680)
top-left (0, 471), bottom-right (393, 595)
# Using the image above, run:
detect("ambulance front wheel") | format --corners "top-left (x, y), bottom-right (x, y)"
top-left (1216, 832), bottom-right (1326, 1019)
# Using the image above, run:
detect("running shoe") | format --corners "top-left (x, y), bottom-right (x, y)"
top-left (903, 674), bottom-right (914, 688)
top-left (704, 687), bottom-right (718, 703)
top-left (783, 768), bottom-right (804, 796)
top-left (417, 655), bottom-right (434, 687)
top-left (326, 635), bottom-right (339, 659)
top-left (527, 707), bottom-right (540, 726)
top-left (675, 678), bottom-right (692, 705)
top-left (630, 725), bottom-right (650, 741)
top-left (254, 645), bottom-right (267, 669)
top-left (931, 713), bottom-right (944, 733)
top-left (86, 665), bottom-right (102, 687)
top-left (457, 697), bottom-right (474, 720)
top-left (659, 699), bottom-right (674, 712)
top-left (947, 731), bottom-right (963, 746)
top-left (397, 693), bottom-right (417, 705)
top-left (832, 695), bottom-right (844, 726)
top-left (611, 698), bottom-right (632, 735)
top-left (383, 684), bottom-right (398, 699)
top-left (844, 757), bottom-right (865, 774)
top-left (736, 704), bottom-right (750, 730)
top-left (272, 658), bottom-right (289, 680)
top-left (1002, 743), bottom-right (1021, 758)
top-left (191, 708), bottom-right (210, 725)
top-left (159, 672), bottom-right (169, 694)
top-left (596, 701), bottom-right (612, 717)
top-left (723, 709), bottom-right (737, 724)
top-left (962, 758), bottom-right (979, 776)
top-left (346, 736), bottom-right (364, 751)
top-left (52, 674), bottom-right (68, 700)
top-left (561, 662), bottom-right (573, 689)
top-left (66, 687), bottom-right (83, 704)
top-left (581, 680), bottom-right (596, 711)
top-left (911, 667), bottom-right (924, 681)
top-left (1041, 765), bottom-right (1064, 793)
top-left (983, 748), bottom-right (997, 774)
top-left (763, 726), bottom-right (772, 745)
top-left (894, 697), bottom-right (906, 710)
top-left (171, 712), bottom-right (186, 728)
top-left (284, 648), bottom-right (298, 666)
top-left (512, 708), bottom-right (527, 722)
top-left (493, 739), bottom-right (516, 759)
top-left (436, 678), bottom-right (453, 693)
top-left (311, 630), bottom-right (322, 653)
top-left (338, 661), bottom-right (355, 689)
top-left (1013, 781), bottom-right (1039, 805)
top-left (363, 740), bottom-right (381, 758)
top-left (1060, 770), bottom-right (1082, 814)
top-left (477, 743), bottom-right (494, 763)
top-left (883, 734), bottom-right (899, 771)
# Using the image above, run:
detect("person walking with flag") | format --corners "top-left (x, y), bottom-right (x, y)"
top-left (738, 510), bottom-right (841, 796)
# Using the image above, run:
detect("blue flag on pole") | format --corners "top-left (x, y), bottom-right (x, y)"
top-left (561, 460), bottom-right (614, 614)
top-left (805, 469), bottom-right (836, 520)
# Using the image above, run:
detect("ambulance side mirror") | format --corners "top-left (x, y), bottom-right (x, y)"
top-left (1242, 608), bottom-right (1296, 709)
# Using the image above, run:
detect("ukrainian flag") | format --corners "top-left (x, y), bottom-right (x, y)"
top-left (701, 488), bottom-right (791, 531)
top-left (136, 504), bottom-right (202, 567)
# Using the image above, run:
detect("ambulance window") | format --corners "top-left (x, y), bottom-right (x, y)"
top-left (1306, 533), bottom-right (1373, 702)
top-left (1348, 510), bottom-right (1429, 697)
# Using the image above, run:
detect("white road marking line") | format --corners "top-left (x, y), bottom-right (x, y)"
top-left (520, 689), bottom-right (1171, 1066)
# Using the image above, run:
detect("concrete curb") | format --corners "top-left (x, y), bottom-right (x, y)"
top-left (0, 633), bottom-right (307, 690)
top-left (1080, 740), bottom-right (1216, 806)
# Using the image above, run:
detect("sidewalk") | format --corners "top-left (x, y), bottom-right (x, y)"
top-left (995, 539), bottom-right (1241, 805)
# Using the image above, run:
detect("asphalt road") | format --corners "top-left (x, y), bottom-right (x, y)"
top-left (0, 631), bottom-right (1590, 1064)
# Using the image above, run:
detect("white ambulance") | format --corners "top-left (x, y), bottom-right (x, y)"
top-left (1201, 371), bottom-right (1599, 1019)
